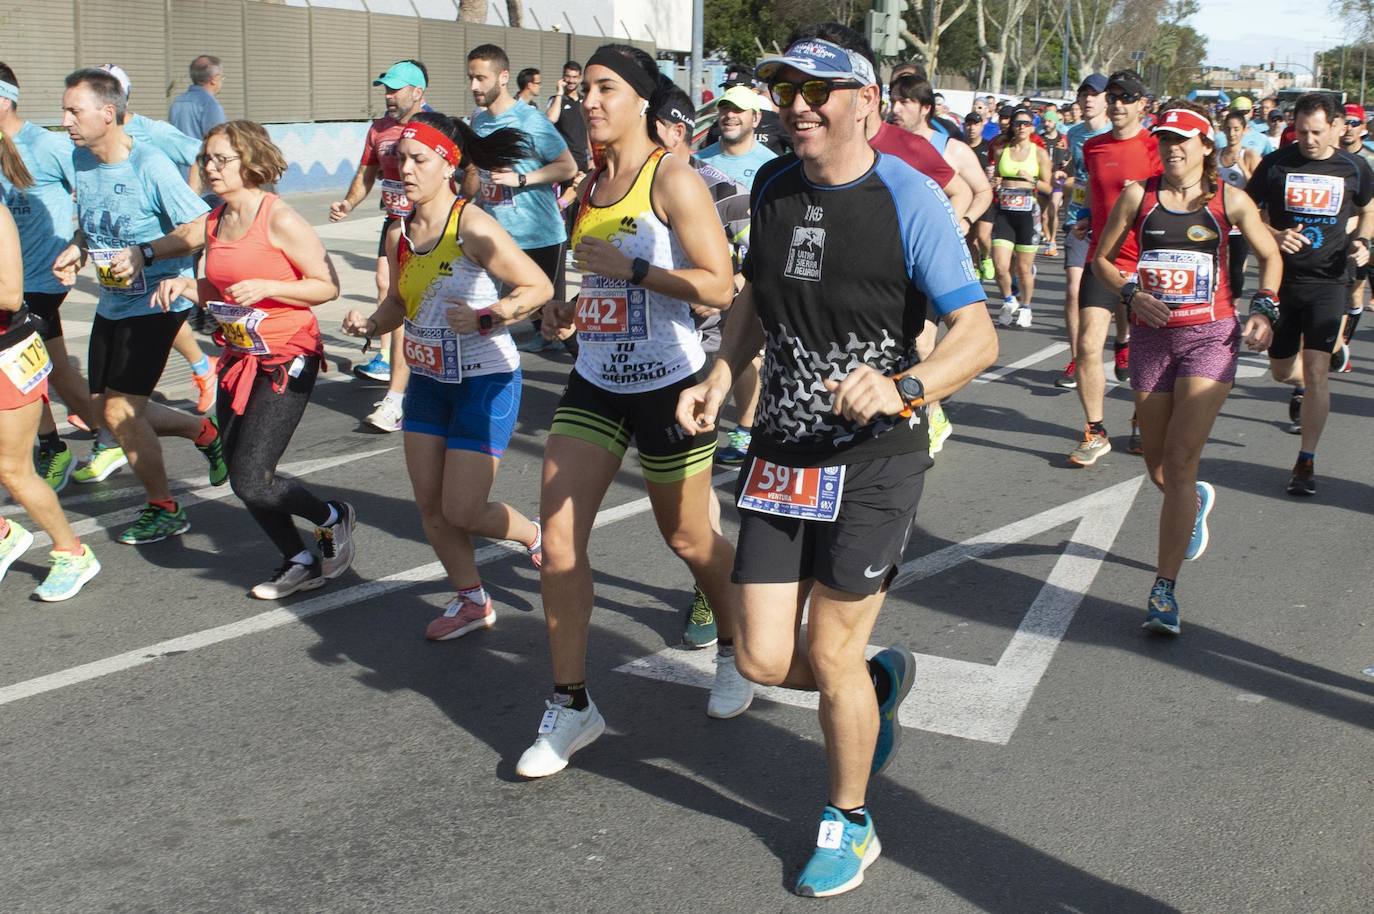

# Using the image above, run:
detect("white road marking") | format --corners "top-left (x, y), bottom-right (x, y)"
top-left (0, 471), bottom-right (734, 709)
top-left (617, 475), bottom-right (1145, 745)
top-left (974, 342), bottom-right (1070, 384)
top-left (15, 448), bottom-right (397, 550)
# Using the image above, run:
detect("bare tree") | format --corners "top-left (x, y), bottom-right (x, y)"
top-left (1067, 0), bottom-right (1164, 78)
top-left (976, 0), bottom-right (1035, 93)
top-left (1013, 0), bottom-right (1068, 95)
top-left (507, 0), bottom-right (523, 29)
top-left (900, 0), bottom-right (973, 76)
top-left (459, 0), bottom-right (486, 23)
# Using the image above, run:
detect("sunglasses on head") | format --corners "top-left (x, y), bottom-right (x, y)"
top-left (1106, 91), bottom-right (1142, 104)
top-left (769, 78), bottom-right (862, 108)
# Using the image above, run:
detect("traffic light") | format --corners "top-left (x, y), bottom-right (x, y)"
top-left (865, 0), bottom-right (907, 60)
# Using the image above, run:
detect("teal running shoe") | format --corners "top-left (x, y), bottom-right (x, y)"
top-left (37, 446), bottom-right (74, 492)
top-left (33, 545), bottom-right (101, 601)
top-left (118, 503), bottom-right (190, 545)
top-left (683, 585), bottom-right (718, 648)
top-left (1185, 481), bottom-right (1214, 561)
top-left (0, 519), bottom-right (35, 582)
top-left (869, 646), bottom-right (916, 776)
top-left (794, 806), bottom-right (882, 898)
top-left (716, 428), bottom-right (751, 466)
top-left (1143, 581), bottom-right (1181, 635)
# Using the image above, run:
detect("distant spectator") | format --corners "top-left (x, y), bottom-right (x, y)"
top-left (169, 55), bottom-right (226, 140)
top-left (516, 68), bottom-right (541, 107)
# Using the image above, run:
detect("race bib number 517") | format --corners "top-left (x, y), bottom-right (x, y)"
top-left (1284, 173), bottom-right (1343, 217)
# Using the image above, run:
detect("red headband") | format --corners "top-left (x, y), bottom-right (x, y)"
top-left (401, 122), bottom-right (459, 164)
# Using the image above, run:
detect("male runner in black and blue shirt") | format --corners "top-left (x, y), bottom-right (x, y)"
top-left (676, 23), bottom-right (997, 899)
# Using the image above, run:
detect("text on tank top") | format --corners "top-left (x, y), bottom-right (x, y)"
top-left (1131, 176), bottom-right (1235, 327)
top-left (396, 197), bottom-right (514, 382)
top-left (570, 147), bottom-right (705, 393)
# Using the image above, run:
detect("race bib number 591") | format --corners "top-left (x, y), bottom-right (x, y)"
top-left (737, 458), bottom-right (844, 522)
top-left (1284, 173), bottom-right (1343, 217)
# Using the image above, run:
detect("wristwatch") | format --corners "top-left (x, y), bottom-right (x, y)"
top-left (475, 308), bottom-right (495, 336)
top-left (518, 173), bottom-right (528, 188)
top-left (893, 374), bottom-right (926, 418)
top-left (630, 257), bottom-right (651, 285)
top-left (139, 242), bottom-right (156, 265)
top-left (1120, 280), bottom-right (1138, 308)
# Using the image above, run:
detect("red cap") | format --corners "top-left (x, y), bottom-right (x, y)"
top-left (1150, 108), bottom-right (1213, 140)
top-left (1345, 103), bottom-right (1365, 120)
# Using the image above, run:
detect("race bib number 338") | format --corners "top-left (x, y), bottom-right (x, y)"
top-left (737, 458), bottom-right (844, 522)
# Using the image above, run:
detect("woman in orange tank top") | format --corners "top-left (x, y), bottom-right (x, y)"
top-left (154, 121), bottom-right (357, 600)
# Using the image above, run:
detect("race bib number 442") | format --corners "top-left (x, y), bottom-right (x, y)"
top-left (574, 281), bottom-right (650, 342)
top-left (1284, 173), bottom-right (1343, 217)
top-left (737, 458), bottom-right (844, 522)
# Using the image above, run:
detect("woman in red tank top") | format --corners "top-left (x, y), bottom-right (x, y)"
top-left (0, 199), bottom-right (100, 601)
top-left (1092, 101), bottom-right (1282, 636)
top-left (153, 121), bottom-right (356, 600)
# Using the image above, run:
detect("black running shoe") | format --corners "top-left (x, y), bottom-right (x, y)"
top-left (1287, 459), bottom-right (1316, 497)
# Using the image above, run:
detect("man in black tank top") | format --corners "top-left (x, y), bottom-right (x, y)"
top-left (1248, 92), bottom-right (1374, 495)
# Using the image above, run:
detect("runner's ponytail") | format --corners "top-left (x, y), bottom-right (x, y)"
top-left (409, 111), bottom-right (531, 173)
top-left (0, 131), bottom-right (33, 190)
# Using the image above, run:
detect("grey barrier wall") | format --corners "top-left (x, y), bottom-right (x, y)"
top-left (1, 0), bottom-right (656, 127)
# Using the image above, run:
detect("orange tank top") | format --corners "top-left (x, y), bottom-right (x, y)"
top-left (204, 194), bottom-right (321, 360)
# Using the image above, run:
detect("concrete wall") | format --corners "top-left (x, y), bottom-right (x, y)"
top-left (266, 122), bottom-right (370, 195)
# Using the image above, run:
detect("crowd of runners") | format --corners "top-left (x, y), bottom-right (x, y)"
top-left (0, 20), bottom-right (1370, 899)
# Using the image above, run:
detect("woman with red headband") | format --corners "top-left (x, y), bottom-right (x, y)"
top-left (515, 44), bottom-right (740, 780)
top-left (342, 112), bottom-right (551, 641)
top-left (154, 120), bottom-right (356, 600)
top-left (1092, 100), bottom-right (1282, 635)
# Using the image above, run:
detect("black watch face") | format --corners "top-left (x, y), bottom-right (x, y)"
top-left (898, 377), bottom-right (922, 399)
top-left (479, 314), bottom-right (493, 329)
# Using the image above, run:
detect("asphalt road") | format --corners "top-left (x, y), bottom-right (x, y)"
top-left (2, 196), bottom-right (1371, 913)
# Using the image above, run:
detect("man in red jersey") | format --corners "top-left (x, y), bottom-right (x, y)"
top-left (867, 100), bottom-right (973, 222)
top-left (1067, 70), bottom-right (1162, 467)
top-left (329, 60), bottom-right (430, 431)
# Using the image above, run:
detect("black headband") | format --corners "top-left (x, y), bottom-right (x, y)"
top-left (586, 48), bottom-right (658, 101)
top-left (657, 102), bottom-right (696, 130)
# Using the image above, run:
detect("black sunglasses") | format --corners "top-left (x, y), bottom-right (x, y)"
top-left (1106, 91), bottom-right (1142, 104)
top-left (1346, 118), bottom-right (1364, 127)
top-left (770, 78), bottom-right (862, 108)
top-left (1013, 120), bottom-right (1034, 128)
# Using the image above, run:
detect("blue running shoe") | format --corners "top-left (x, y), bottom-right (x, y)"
top-left (869, 646), bottom-right (916, 776)
top-left (354, 353), bottom-right (391, 381)
top-left (794, 806), bottom-right (882, 898)
top-left (1185, 481), bottom-right (1214, 561)
top-left (716, 428), bottom-right (751, 466)
top-left (1143, 582), bottom-right (1181, 635)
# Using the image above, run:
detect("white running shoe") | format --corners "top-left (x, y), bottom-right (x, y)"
top-left (1015, 307), bottom-right (1033, 328)
top-left (998, 297), bottom-right (1020, 327)
top-left (365, 397), bottom-right (404, 433)
top-left (707, 653), bottom-right (754, 719)
top-left (516, 698), bottom-right (606, 778)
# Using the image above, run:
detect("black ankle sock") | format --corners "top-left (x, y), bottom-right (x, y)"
top-left (868, 657), bottom-right (893, 705)
top-left (39, 431), bottom-right (65, 453)
top-left (553, 682), bottom-right (589, 711)
top-left (834, 804), bottom-right (868, 825)
top-left (1153, 576), bottom-right (1176, 593)
top-left (1088, 420), bottom-right (1107, 437)
top-left (1345, 309), bottom-right (1362, 341)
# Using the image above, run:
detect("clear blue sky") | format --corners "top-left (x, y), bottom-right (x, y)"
top-left (1191, 0), bottom-right (1350, 70)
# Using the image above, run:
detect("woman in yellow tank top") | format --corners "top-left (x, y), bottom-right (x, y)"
top-left (515, 44), bottom-right (740, 780)
top-left (342, 112), bottom-right (552, 642)
top-left (992, 107), bottom-right (1053, 329)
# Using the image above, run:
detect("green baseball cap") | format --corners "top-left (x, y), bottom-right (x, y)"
top-left (374, 61), bottom-right (426, 90)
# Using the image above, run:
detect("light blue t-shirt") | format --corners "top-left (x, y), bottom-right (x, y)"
top-left (0, 123), bottom-right (76, 294)
top-left (696, 141), bottom-right (777, 189)
top-left (126, 114), bottom-right (201, 169)
top-left (1065, 120), bottom-right (1112, 222)
top-left (73, 140), bottom-right (210, 319)
top-left (169, 85), bottom-right (226, 140)
top-left (470, 101), bottom-right (569, 249)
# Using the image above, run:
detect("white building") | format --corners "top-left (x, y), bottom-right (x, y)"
top-left (523, 0), bottom-right (692, 52)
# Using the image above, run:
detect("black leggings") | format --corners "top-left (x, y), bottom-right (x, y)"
top-left (525, 241), bottom-right (577, 355)
top-left (217, 355), bottom-right (333, 558)
top-left (1228, 234), bottom-right (1249, 300)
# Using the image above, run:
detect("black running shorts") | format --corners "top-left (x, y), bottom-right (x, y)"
top-left (1269, 281), bottom-right (1347, 359)
top-left (25, 291), bottom-right (68, 341)
top-left (87, 310), bottom-right (188, 397)
top-left (731, 450), bottom-right (927, 596)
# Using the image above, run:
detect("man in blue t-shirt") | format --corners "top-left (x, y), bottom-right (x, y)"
top-left (52, 68), bottom-right (226, 546)
top-left (697, 85), bottom-right (778, 187)
top-left (465, 43), bottom-right (578, 354)
top-left (169, 55), bottom-right (228, 141)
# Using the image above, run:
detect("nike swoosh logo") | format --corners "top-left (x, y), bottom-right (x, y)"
top-left (864, 565), bottom-right (889, 579)
top-left (852, 826), bottom-right (874, 859)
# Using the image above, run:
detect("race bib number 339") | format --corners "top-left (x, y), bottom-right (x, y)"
top-left (1138, 249), bottom-right (1212, 306)
top-left (737, 458), bottom-right (844, 522)
top-left (1284, 173), bottom-right (1343, 217)
top-left (574, 281), bottom-right (650, 342)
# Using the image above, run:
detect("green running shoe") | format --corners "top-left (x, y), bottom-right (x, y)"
top-left (34, 544), bottom-right (101, 601)
top-left (0, 520), bottom-right (35, 583)
top-left (927, 407), bottom-right (952, 457)
top-left (118, 503), bottom-right (190, 545)
top-left (37, 446), bottom-right (75, 492)
top-left (197, 415), bottom-right (229, 486)
top-left (73, 441), bottom-right (127, 484)
top-left (683, 585), bottom-right (718, 649)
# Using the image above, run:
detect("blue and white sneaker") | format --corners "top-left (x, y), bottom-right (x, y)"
top-left (354, 353), bottom-right (391, 381)
top-left (716, 428), bottom-right (751, 466)
top-left (1143, 582), bottom-right (1181, 635)
top-left (1185, 481), bottom-right (1215, 561)
top-left (794, 806), bottom-right (882, 898)
top-left (869, 646), bottom-right (916, 776)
